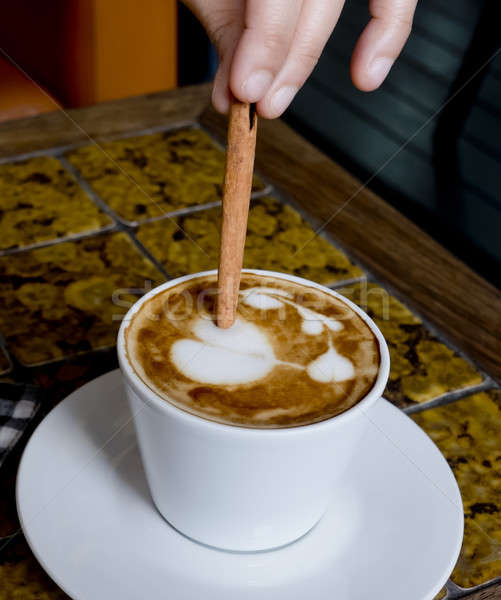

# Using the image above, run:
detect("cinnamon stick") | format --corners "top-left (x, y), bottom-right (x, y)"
top-left (217, 100), bottom-right (258, 328)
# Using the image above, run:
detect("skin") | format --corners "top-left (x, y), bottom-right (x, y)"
top-left (183, 0), bottom-right (419, 118)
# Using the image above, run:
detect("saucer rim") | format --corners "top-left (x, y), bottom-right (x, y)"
top-left (16, 370), bottom-right (464, 600)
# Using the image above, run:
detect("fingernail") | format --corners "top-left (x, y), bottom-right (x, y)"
top-left (242, 70), bottom-right (274, 101)
top-left (270, 86), bottom-right (298, 116)
top-left (369, 58), bottom-right (393, 86)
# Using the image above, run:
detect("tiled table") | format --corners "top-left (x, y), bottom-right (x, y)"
top-left (0, 85), bottom-right (499, 599)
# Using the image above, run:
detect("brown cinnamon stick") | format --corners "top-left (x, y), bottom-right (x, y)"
top-left (217, 100), bottom-right (258, 328)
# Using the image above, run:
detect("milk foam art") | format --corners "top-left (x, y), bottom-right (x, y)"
top-left (170, 287), bottom-right (355, 386)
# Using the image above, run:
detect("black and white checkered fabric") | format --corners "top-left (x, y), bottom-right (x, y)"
top-left (0, 383), bottom-right (42, 467)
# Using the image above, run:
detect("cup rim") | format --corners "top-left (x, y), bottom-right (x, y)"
top-left (117, 269), bottom-right (390, 436)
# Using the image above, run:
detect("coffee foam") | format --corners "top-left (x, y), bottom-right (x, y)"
top-left (125, 273), bottom-right (380, 428)
top-left (171, 317), bottom-right (276, 385)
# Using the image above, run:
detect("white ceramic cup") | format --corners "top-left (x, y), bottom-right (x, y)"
top-left (117, 269), bottom-right (390, 551)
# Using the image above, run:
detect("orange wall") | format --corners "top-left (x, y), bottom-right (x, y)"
top-left (0, 0), bottom-right (177, 108)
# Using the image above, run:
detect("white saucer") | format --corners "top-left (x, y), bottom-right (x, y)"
top-left (17, 371), bottom-right (463, 600)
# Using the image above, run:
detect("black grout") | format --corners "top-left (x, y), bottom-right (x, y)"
top-left (447, 575), bottom-right (501, 598)
top-left (0, 224), bottom-right (118, 258)
top-left (57, 156), bottom-right (126, 224)
top-left (125, 230), bottom-right (172, 281)
top-left (58, 157), bottom-right (174, 281)
top-left (328, 277), bottom-right (366, 290)
top-left (404, 379), bottom-right (497, 416)
top-left (359, 273), bottom-right (493, 385)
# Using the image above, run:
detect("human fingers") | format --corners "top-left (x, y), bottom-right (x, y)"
top-left (350, 0), bottom-right (418, 91)
top-left (229, 0), bottom-right (304, 104)
top-left (257, 0), bottom-right (345, 118)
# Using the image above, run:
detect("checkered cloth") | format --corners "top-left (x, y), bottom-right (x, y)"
top-left (0, 383), bottom-right (42, 467)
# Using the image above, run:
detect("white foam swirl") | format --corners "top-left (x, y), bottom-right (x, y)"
top-left (171, 317), bottom-right (276, 385)
top-left (170, 287), bottom-right (355, 386)
top-left (306, 341), bottom-right (355, 383)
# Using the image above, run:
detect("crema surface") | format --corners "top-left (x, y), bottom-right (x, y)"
top-left (125, 274), bottom-right (380, 428)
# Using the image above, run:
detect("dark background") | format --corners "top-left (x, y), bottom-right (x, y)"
top-left (179, 0), bottom-right (501, 289)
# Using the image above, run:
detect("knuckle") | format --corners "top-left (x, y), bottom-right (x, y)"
top-left (295, 49), bottom-right (321, 72)
top-left (262, 29), bottom-right (289, 53)
top-left (371, 0), bottom-right (415, 37)
top-left (208, 10), bottom-right (241, 52)
top-left (383, 14), bottom-right (413, 36)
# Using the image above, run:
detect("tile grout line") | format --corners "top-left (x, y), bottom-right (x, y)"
top-left (381, 288), bottom-right (492, 386)
top-left (403, 378), bottom-right (498, 416)
top-left (125, 230), bottom-right (173, 281)
top-left (447, 575), bottom-right (501, 598)
top-left (259, 186), bottom-right (374, 291)
top-left (0, 120), bottom-right (200, 165)
top-left (0, 224), bottom-right (119, 258)
top-left (59, 158), bottom-right (174, 283)
top-left (338, 262), bottom-right (492, 386)
top-left (328, 276), bottom-right (367, 289)
top-left (329, 250), bottom-right (493, 388)
top-left (57, 156), bottom-right (131, 227)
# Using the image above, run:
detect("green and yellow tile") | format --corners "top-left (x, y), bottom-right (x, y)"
top-left (67, 127), bottom-right (265, 224)
top-left (136, 196), bottom-right (364, 286)
top-left (0, 156), bottom-right (112, 252)
top-left (0, 232), bottom-right (164, 366)
top-left (413, 389), bottom-right (501, 588)
top-left (337, 282), bottom-right (482, 408)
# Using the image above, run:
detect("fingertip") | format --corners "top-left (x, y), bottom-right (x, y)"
top-left (255, 99), bottom-right (274, 120)
top-left (211, 64), bottom-right (232, 113)
top-left (350, 44), bottom-right (372, 92)
top-left (350, 56), bottom-right (393, 92)
top-left (369, 57), bottom-right (393, 88)
top-left (230, 68), bottom-right (274, 104)
top-left (212, 81), bottom-right (231, 114)
top-left (212, 92), bottom-right (230, 115)
top-left (258, 85), bottom-right (298, 119)
top-left (350, 63), bottom-right (379, 92)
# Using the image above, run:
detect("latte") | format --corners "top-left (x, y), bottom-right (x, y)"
top-left (125, 273), bottom-right (380, 428)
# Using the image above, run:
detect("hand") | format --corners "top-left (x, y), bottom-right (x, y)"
top-left (183, 0), bottom-right (418, 118)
